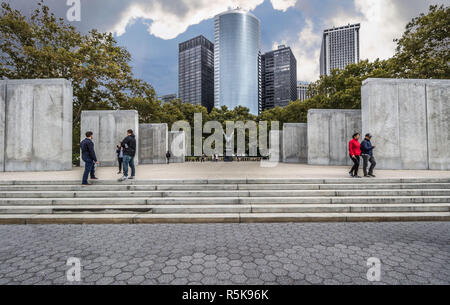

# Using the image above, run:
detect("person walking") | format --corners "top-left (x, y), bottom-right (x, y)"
top-left (116, 144), bottom-right (123, 174)
top-left (80, 131), bottom-right (99, 185)
top-left (166, 150), bottom-right (171, 164)
top-left (361, 133), bottom-right (377, 177)
top-left (348, 133), bottom-right (361, 178)
top-left (118, 129), bottom-right (137, 182)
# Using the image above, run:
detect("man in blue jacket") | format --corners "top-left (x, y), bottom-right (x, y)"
top-left (361, 133), bottom-right (377, 177)
top-left (80, 131), bottom-right (99, 185)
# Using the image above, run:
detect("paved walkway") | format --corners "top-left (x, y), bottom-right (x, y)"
top-left (0, 162), bottom-right (449, 181)
top-left (0, 222), bottom-right (448, 285)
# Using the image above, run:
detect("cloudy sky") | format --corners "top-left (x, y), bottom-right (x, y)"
top-left (5, 0), bottom-right (449, 96)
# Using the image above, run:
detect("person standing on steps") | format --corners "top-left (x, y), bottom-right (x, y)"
top-left (118, 129), bottom-right (137, 182)
top-left (166, 150), bottom-right (171, 164)
top-left (348, 133), bottom-right (362, 178)
top-left (361, 133), bottom-right (377, 177)
top-left (80, 131), bottom-right (99, 185)
top-left (116, 143), bottom-right (124, 174)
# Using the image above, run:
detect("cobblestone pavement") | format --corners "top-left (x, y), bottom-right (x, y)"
top-left (0, 222), bottom-right (449, 285)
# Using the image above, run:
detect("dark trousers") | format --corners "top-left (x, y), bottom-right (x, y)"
top-left (362, 154), bottom-right (376, 176)
top-left (167, 158), bottom-right (170, 164)
top-left (118, 157), bottom-right (123, 172)
top-left (349, 155), bottom-right (360, 176)
top-left (82, 159), bottom-right (95, 184)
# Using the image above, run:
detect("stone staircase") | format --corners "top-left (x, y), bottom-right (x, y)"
top-left (0, 178), bottom-right (449, 224)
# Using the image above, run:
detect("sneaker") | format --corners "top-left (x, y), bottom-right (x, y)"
top-left (128, 176), bottom-right (135, 180)
top-left (82, 182), bottom-right (91, 185)
top-left (117, 171), bottom-right (121, 174)
top-left (348, 172), bottom-right (354, 177)
top-left (118, 176), bottom-right (128, 182)
top-left (364, 175), bottom-right (370, 178)
top-left (354, 175), bottom-right (362, 178)
top-left (368, 174), bottom-right (376, 177)
top-left (90, 177), bottom-right (99, 180)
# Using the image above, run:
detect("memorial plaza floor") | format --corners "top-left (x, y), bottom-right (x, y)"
top-left (1, 162), bottom-right (450, 180)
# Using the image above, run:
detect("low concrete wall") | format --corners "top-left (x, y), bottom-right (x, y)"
top-left (269, 130), bottom-right (283, 162)
top-left (139, 124), bottom-right (168, 164)
top-left (81, 110), bottom-right (139, 167)
top-left (168, 131), bottom-right (186, 163)
top-left (307, 109), bottom-right (361, 166)
top-left (282, 124), bottom-right (307, 163)
top-left (0, 79), bottom-right (73, 172)
top-left (362, 78), bottom-right (450, 170)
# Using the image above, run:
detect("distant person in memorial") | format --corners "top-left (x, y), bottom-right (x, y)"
top-left (348, 133), bottom-right (362, 178)
top-left (361, 133), bottom-right (377, 177)
top-left (118, 129), bottom-right (137, 181)
top-left (116, 143), bottom-right (124, 174)
top-left (80, 131), bottom-right (99, 185)
top-left (166, 150), bottom-right (171, 164)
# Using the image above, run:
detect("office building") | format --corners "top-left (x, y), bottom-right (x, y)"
top-left (159, 93), bottom-right (177, 104)
top-left (178, 35), bottom-right (214, 111)
top-left (320, 23), bottom-right (360, 76)
top-left (297, 82), bottom-right (309, 102)
top-left (214, 8), bottom-right (261, 114)
top-left (261, 45), bottom-right (297, 110)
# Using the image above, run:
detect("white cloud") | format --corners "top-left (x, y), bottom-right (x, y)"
top-left (111, 0), bottom-right (299, 40)
top-left (270, 0), bottom-right (297, 11)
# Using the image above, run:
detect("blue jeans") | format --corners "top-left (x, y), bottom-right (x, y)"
top-left (82, 159), bottom-right (95, 184)
top-left (123, 155), bottom-right (135, 177)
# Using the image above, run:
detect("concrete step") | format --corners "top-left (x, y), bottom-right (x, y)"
top-left (0, 203), bottom-right (448, 214)
top-left (0, 196), bottom-right (449, 206)
top-left (1, 183), bottom-right (450, 192)
top-left (1, 212), bottom-right (449, 224)
top-left (1, 177), bottom-right (450, 185)
top-left (1, 189), bottom-right (450, 198)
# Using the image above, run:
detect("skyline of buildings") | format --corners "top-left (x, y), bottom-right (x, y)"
top-left (261, 45), bottom-right (297, 111)
top-left (173, 8), bottom-right (360, 112)
top-left (320, 23), bottom-right (360, 76)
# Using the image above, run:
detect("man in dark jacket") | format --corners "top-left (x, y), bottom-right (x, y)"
top-left (361, 133), bottom-right (377, 177)
top-left (80, 131), bottom-right (99, 185)
top-left (118, 129), bottom-right (137, 181)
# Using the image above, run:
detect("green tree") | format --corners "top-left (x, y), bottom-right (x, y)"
top-left (391, 5), bottom-right (450, 79)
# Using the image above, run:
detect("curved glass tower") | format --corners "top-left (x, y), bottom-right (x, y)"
top-left (214, 9), bottom-right (261, 114)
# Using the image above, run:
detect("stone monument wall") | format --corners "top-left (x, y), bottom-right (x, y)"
top-left (282, 123), bottom-right (307, 163)
top-left (139, 124), bottom-right (168, 164)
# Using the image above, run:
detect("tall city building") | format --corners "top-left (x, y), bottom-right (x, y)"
top-left (261, 45), bottom-right (297, 110)
top-left (159, 93), bottom-right (177, 104)
top-left (297, 82), bottom-right (309, 102)
top-left (214, 9), bottom-right (261, 114)
top-left (320, 23), bottom-right (360, 76)
top-left (178, 35), bottom-right (214, 112)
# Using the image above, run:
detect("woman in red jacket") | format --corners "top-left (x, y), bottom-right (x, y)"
top-left (348, 133), bottom-right (361, 178)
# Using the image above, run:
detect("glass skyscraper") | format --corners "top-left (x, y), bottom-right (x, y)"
top-left (178, 35), bottom-right (214, 112)
top-left (214, 9), bottom-right (261, 115)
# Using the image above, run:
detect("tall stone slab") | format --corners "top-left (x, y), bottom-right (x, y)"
top-left (308, 109), bottom-right (361, 166)
top-left (362, 78), bottom-right (450, 170)
top-left (139, 124), bottom-right (168, 164)
top-left (2, 79), bottom-right (72, 172)
top-left (0, 81), bottom-right (5, 172)
top-left (168, 131), bottom-right (186, 163)
top-left (81, 110), bottom-right (139, 167)
top-left (282, 124), bottom-right (307, 163)
top-left (269, 130), bottom-right (283, 162)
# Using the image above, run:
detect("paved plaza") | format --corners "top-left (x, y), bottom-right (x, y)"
top-left (1, 162), bottom-right (450, 181)
top-left (0, 222), bottom-right (448, 285)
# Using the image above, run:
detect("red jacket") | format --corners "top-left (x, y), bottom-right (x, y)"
top-left (349, 138), bottom-right (361, 156)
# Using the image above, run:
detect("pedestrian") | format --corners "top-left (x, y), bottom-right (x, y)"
top-left (166, 150), bottom-right (171, 164)
top-left (361, 133), bottom-right (377, 177)
top-left (116, 143), bottom-right (123, 174)
top-left (80, 131), bottom-right (99, 185)
top-left (201, 154), bottom-right (205, 162)
top-left (348, 133), bottom-right (362, 178)
top-left (118, 129), bottom-right (137, 182)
